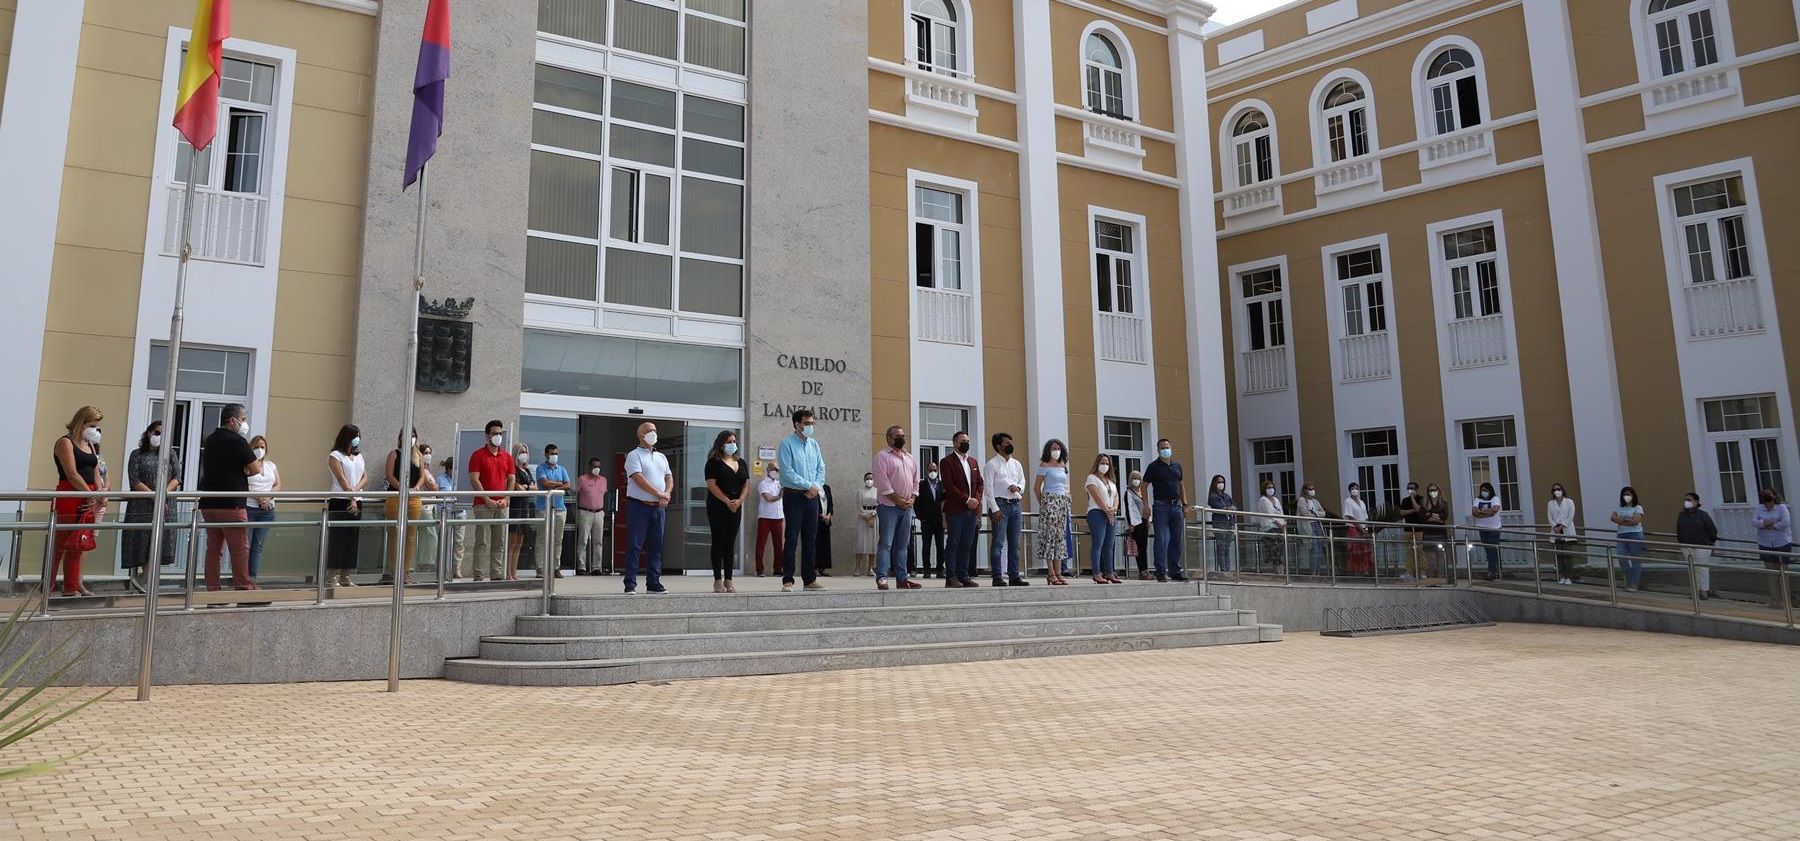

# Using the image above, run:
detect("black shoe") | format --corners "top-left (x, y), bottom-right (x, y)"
top-left (378, 574), bottom-right (395, 585)
top-left (647, 584), bottom-right (668, 594)
top-left (992, 578), bottom-right (1006, 588)
top-left (1155, 574), bottom-right (1169, 583)
top-left (946, 578), bottom-right (965, 588)
top-left (960, 577), bottom-right (980, 587)
top-left (1169, 573), bottom-right (1189, 582)
top-left (1008, 578), bottom-right (1029, 587)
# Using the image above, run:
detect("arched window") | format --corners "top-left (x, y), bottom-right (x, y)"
top-left (1424, 47), bottom-right (1482, 135)
top-left (1320, 79), bottom-right (1369, 162)
top-left (1231, 109), bottom-right (1274, 186)
top-left (1645, 0), bottom-right (1722, 78)
top-left (1084, 33), bottom-right (1128, 118)
top-left (910, 0), bottom-right (962, 75)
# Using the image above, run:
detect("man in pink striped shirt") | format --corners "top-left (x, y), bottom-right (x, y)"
top-left (872, 425), bottom-right (921, 590)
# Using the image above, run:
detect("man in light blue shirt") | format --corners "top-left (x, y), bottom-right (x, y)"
top-left (436, 456), bottom-right (467, 579)
top-left (775, 409), bottom-right (827, 592)
top-left (535, 444), bottom-right (571, 578)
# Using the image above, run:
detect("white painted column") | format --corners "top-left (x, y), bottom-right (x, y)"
top-left (1166, 6), bottom-right (1232, 483)
top-left (0, 0), bottom-right (85, 493)
top-left (1013, 0), bottom-right (1069, 449)
top-left (1522, 0), bottom-right (1630, 530)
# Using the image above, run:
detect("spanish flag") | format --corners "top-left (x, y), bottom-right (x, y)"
top-left (173, 0), bottom-right (232, 152)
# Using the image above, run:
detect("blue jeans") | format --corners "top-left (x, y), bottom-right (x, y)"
top-left (624, 497), bottom-right (665, 592)
top-left (989, 499), bottom-right (1022, 580)
top-left (247, 506), bottom-right (275, 579)
top-left (1086, 509), bottom-right (1115, 575)
top-left (1064, 520), bottom-right (1075, 575)
top-left (945, 510), bottom-right (978, 580)
top-left (1153, 502), bottom-right (1185, 576)
top-left (1481, 529), bottom-right (1502, 575)
top-left (1617, 533), bottom-right (1644, 588)
top-left (780, 489), bottom-right (820, 585)
top-left (876, 505), bottom-right (913, 582)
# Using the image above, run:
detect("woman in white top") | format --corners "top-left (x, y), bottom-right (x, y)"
top-left (1342, 482), bottom-right (1372, 577)
top-left (246, 434), bottom-right (282, 580)
top-left (1254, 480), bottom-right (1286, 572)
top-left (1032, 439), bottom-right (1072, 585)
top-left (325, 424), bottom-right (367, 587)
top-left (1122, 470), bottom-right (1150, 580)
top-left (1544, 483), bottom-right (1578, 585)
top-left (1083, 454), bottom-right (1121, 584)
top-left (1296, 482), bottom-right (1327, 576)
top-left (854, 471), bottom-right (879, 577)
top-left (1472, 481), bottom-right (1505, 580)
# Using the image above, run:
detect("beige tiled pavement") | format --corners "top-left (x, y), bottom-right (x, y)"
top-left (3, 625), bottom-right (1796, 840)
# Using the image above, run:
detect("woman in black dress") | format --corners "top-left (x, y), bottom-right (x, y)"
top-left (815, 483), bottom-right (836, 575)
top-left (123, 420), bottom-right (181, 591)
top-left (507, 441), bottom-right (537, 581)
top-left (703, 430), bottom-right (751, 593)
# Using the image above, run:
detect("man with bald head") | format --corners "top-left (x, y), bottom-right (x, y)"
top-left (623, 421), bottom-right (674, 594)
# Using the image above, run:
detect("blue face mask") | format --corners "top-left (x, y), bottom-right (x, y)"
top-left (350, 436), bottom-right (362, 450)
top-left (724, 442), bottom-right (738, 455)
top-left (1159, 448), bottom-right (1173, 459)
top-left (801, 425), bottom-right (815, 439)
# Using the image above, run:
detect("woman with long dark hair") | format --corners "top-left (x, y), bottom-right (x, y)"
top-left (1032, 439), bottom-right (1071, 585)
top-left (1472, 480), bottom-right (1504, 581)
top-left (123, 420), bottom-right (179, 591)
top-left (325, 424), bottom-right (366, 587)
top-left (1608, 485), bottom-right (1645, 592)
top-left (704, 429), bottom-right (750, 593)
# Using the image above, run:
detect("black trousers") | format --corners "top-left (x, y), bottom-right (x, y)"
top-left (326, 498), bottom-right (361, 571)
top-left (910, 523), bottom-right (946, 575)
top-left (705, 497), bottom-right (742, 580)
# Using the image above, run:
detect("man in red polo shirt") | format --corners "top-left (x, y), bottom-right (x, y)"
top-left (466, 419), bottom-right (515, 581)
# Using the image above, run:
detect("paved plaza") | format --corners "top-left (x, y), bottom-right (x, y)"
top-left (3, 625), bottom-right (1795, 841)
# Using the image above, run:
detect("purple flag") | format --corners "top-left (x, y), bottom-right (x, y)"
top-left (403, 0), bottom-right (450, 189)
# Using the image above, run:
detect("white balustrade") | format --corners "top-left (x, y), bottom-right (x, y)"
top-left (1684, 277), bottom-right (1763, 339)
top-left (1712, 505), bottom-right (1756, 545)
top-left (908, 75), bottom-right (975, 114)
top-left (1316, 158), bottom-right (1377, 193)
top-left (164, 184), bottom-right (270, 265)
top-left (1447, 313), bottom-right (1508, 369)
top-left (1097, 312), bottom-right (1147, 364)
top-left (916, 286), bottom-right (975, 345)
top-left (1338, 331), bottom-right (1391, 382)
top-left (1649, 69), bottom-right (1731, 111)
top-left (1223, 183), bottom-right (1279, 217)
top-left (1084, 118), bottom-right (1143, 154)
top-left (1241, 346), bottom-right (1289, 394)
top-left (1422, 128), bottom-right (1489, 167)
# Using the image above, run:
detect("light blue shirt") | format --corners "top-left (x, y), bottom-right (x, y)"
top-left (1613, 505), bottom-right (1645, 536)
top-left (777, 433), bottom-right (825, 491)
top-left (1754, 503), bottom-right (1793, 549)
top-left (535, 463), bottom-right (570, 510)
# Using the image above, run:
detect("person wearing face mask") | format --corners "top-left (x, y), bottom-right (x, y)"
top-left (623, 422), bottom-right (675, 594)
top-left (1342, 482), bottom-right (1372, 577)
top-left (1084, 454), bottom-right (1121, 584)
top-left (1398, 481), bottom-right (1425, 579)
top-left (703, 430), bottom-right (751, 592)
top-left (1471, 481), bottom-right (1505, 581)
top-left (1418, 483), bottom-right (1450, 582)
top-left (1207, 475), bottom-right (1237, 574)
top-left (1123, 470), bottom-right (1151, 580)
top-left (1675, 493), bottom-right (1718, 600)
top-left (939, 431), bottom-right (989, 587)
top-left (325, 424), bottom-right (368, 587)
top-left (1751, 489), bottom-right (1792, 608)
top-left (1032, 439), bottom-right (1072, 585)
top-left (1296, 483), bottom-right (1327, 577)
top-left (983, 432), bottom-right (1026, 585)
top-left (123, 420), bottom-right (180, 591)
top-left (437, 456), bottom-right (469, 580)
top-left (506, 442), bottom-right (539, 582)
top-left (575, 456), bottom-right (610, 575)
top-left (533, 443), bottom-right (570, 578)
top-left (1545, 483), bottom-right (1578, 586)
top-left (815, 479), bottom-right (837, 576)
top-left (416, 443), bottom-right (440, 580)
top-left (1143, 439), bottom-right (1189, 582)
top-left (382, 428), bottom-right (438, 586)
top-left (754, 464), bottom-right (785, 577)
top-left (197, 403), bottom-right (264, 594)
top-left (245, 435), bottom-right (282, 580)
top-left (1254, 480), bottom-right (1286, 572)
top-left (870, 425), bottom-right (921, 591)
top-left (1608, 485), bottom-right (1646, 592)
top-left (50, 405), bottom-right (108, 596)
top-left (912, 459), bottom-right (946, 579)
top-left (854, 471), bottom-right (879, 578)
top-left (465, 420), bottom-right (515, 583)
top-left (775, 409), bottom-right (828, 591)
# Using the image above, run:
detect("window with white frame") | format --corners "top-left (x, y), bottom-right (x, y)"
top-left (1423, 47), bottom-right (1482, 135)
top-left (1460, 417), bottom-right (1521, 513)
top-left (1093, 219), bottom-right (1136, 315)
top-left (1672, 175), bottom-right (1753, 286)
top-left (913, 185), bottom-right (967, 291)
top-left (1702, 395), bottom-right (1784, 505)
top-left (917, 404), bottom-right (971, 470)
top-left (541, 0), bottom-right (746, 75)
top-left (1240, 267), bottom-right (1286, 352)
top-left (1349, 428), bottom-right (1403, 513)
top-left (1645, 0), bottom-right (1723, 78)
top-left (1083, 33), bottom-right (1129, 119)
top-left (1231, 108), bottom-right (1275, 186)
top-left (1442, 225), bottom-right (1502, 321)
top-left (1319, 79), bottom-right (1370, 162)
top-left (1102, 418), bottom-right (1146, 481)
top-left (1336, 248), bottom-right (1387, 338)
top-left (1251, 436), bottom-right (1297, 514)
top-left (908, 0), bottom-right (962, 76)
top-left (173, 56), bottom-right (276, 194)
top-left (525, 64), bottom-right (747, 318)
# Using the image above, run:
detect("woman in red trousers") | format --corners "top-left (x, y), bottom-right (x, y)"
top-left (51, 405), bottom-right (108, 596)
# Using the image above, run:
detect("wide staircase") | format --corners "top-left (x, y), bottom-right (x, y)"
top-left (445, 580), bottom-right (1280, 686)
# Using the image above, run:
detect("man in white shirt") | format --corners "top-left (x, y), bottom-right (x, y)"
top-left (983, 432), bottom-right (1027, 584)
top-left (622, 422), bottom-right (673, 594)
top-left (754, 465), bottom-right (784, 577)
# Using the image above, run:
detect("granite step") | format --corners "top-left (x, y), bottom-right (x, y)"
top-left (480, 609), bottom-right (1259, 661)
top-left (548, 580), bottom-right (1206, 615)
top-left (445, 623), bottom-right (1283, 686)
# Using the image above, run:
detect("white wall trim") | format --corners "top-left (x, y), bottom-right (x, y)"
top-left (900, 0), bottom-right (977, 80)
top-left (1307, 67), bottom-right (1381, 171)
top-left (1016, 0), bottom-right (1072, 450)
top-left (292, 0), bottom-right (380, 15)
top-left (1210, 0), bottom-right (1506, 90)
top-left (870, 56), bottom-right (1022, 103)
top-left (1212, 107), bottom-right (1536, 199)
top-left (1408, 34), bottom-right (1493, 144)
top-left (1055, 152), bottom-right (1181, 188)
top-left (1086, 205), bottom-right (1159, 459)
top-left (906, 168), bottom-right (988, 464)
top-left (868, 108), bottom-right (1021, 152)
top-left (1056, 0), bottom-right (1171, 35)
top-left (1217, 98), bottom-right (1281, 190)
top-left (1217, 153), bottom-right (1542, 237)
top-left (1585, 94), bottom-right (1800, 154)
top-left (1575, 41), bottom-right (1796, 108)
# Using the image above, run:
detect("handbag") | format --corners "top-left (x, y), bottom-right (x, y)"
top-left (68, 505), bottom-right (98, 552)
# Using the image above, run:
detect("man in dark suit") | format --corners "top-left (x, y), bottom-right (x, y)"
top-left (938, 430), bottom-right (985, 588)
top-left (912, 463), bottom-right (946, 577)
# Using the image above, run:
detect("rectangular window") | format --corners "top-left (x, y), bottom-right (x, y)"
top-left (538, 0), bottom-right (607, 45)
top-left (683, 12), bottom-right (745, 74)
top-left (677, 257), bottom-right (743, 317)
top-left (1241, 267), bottom-right (1285, 352)
top-left (607, 167), bottom-right (672, 247)
top-left (916, 404), bottom-right (971, 469)
top-left (603, 247), bottom-right (673, 309)
top-left (1655, 19), bottom-right (1685, 76)
top-left (1251, 436), bottom-right (1297, 513)
top-left (1334, 248), bottom-right (1386, 336)
top-left (913, 186), bottom-right (967, 292)
top-left (529, 151), bottom-right (602, 238)
top-left (147, 343), bottom-right (252, 396)
top-left (526, 236), bottom-right (600, 300)
top-left (523, 329), bottom-right (740, 407)
top-left (535, 64), bottom-right (607, 115)
top-left (172, 55), bottom-right (275, 193)
top-left (679, 177), bottom-right (743, 259)
top-left (1673, 175), bottom-right (1753, 286)
top-left (1094, 220), bottom-right (1136, 315)
top-left (1460, 417), bottom-right (1520, 511)
top-left (1442, 225), bottom-right (1501, 320)
top-left (1349, 428), bottom-right (1402, 512)
top-left (1702, 395), bottom-right (1784, 506)
top-left (1102, 417), bottom-right (1146, 481)
top-left (613, 0), bottom-right (678, 59)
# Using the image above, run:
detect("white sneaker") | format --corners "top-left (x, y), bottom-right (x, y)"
top-left (782, 582), bottom-right (795, 592)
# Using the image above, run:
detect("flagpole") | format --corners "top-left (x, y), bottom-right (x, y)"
top-left (138, 147), bottom-right (201, 702)
top-left (388, 163), bottom-right (428, 693)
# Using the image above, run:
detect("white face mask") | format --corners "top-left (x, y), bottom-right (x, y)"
top-left (1480, 492), bottom-right (1492, 500)
top-left (1429, 490), bottom-right (1440, 499)
top-left (490, 434), bottom-right (504, 447)
top-left (1349, 487), bottom-right (1359, 496)
top-left (1553, 490), bottom-right (1564, 499)
top-left (81, 426), bottom-right (102, 444)
top-left (1130, 479), bottom-right (1142, 488)
top-left (253, 448), bottom-right (266, 460)
top-left (1049, 449), bottom-right (1062, 461)
top-left (150, 433), bottom-right (163, 448)
top-left (1305, 490), bottom-right (1315, 498)
top-left (1098, 463), bottom-right (1110, 475)
top-left (1265, 488), bottom-right (1277, 497)
top-left (1683, 500), bottom-right (1695, 509)
top-left (1214, 482), bottom-right (1224, 491)
top-left (1623, 495), bottom-right (1634, 504)
top-left (767, 472), bottom-right (779, 481)
top-left (864, 479), bottom-right (875, 488)
top-left (350, 436), bottom-right (362, 451)
top-left (644, 431), bottom-right (658, 447)
top-left (928, 472), bottom-right (939, 481)
top-left (590, 467), bottom-right (602, 477)
top-left (516, 452), bottom-right (530, 466)
top-left (547, 454), bottom-right (559, 465)
top-left (237, 421), bottom-right (251, 437)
